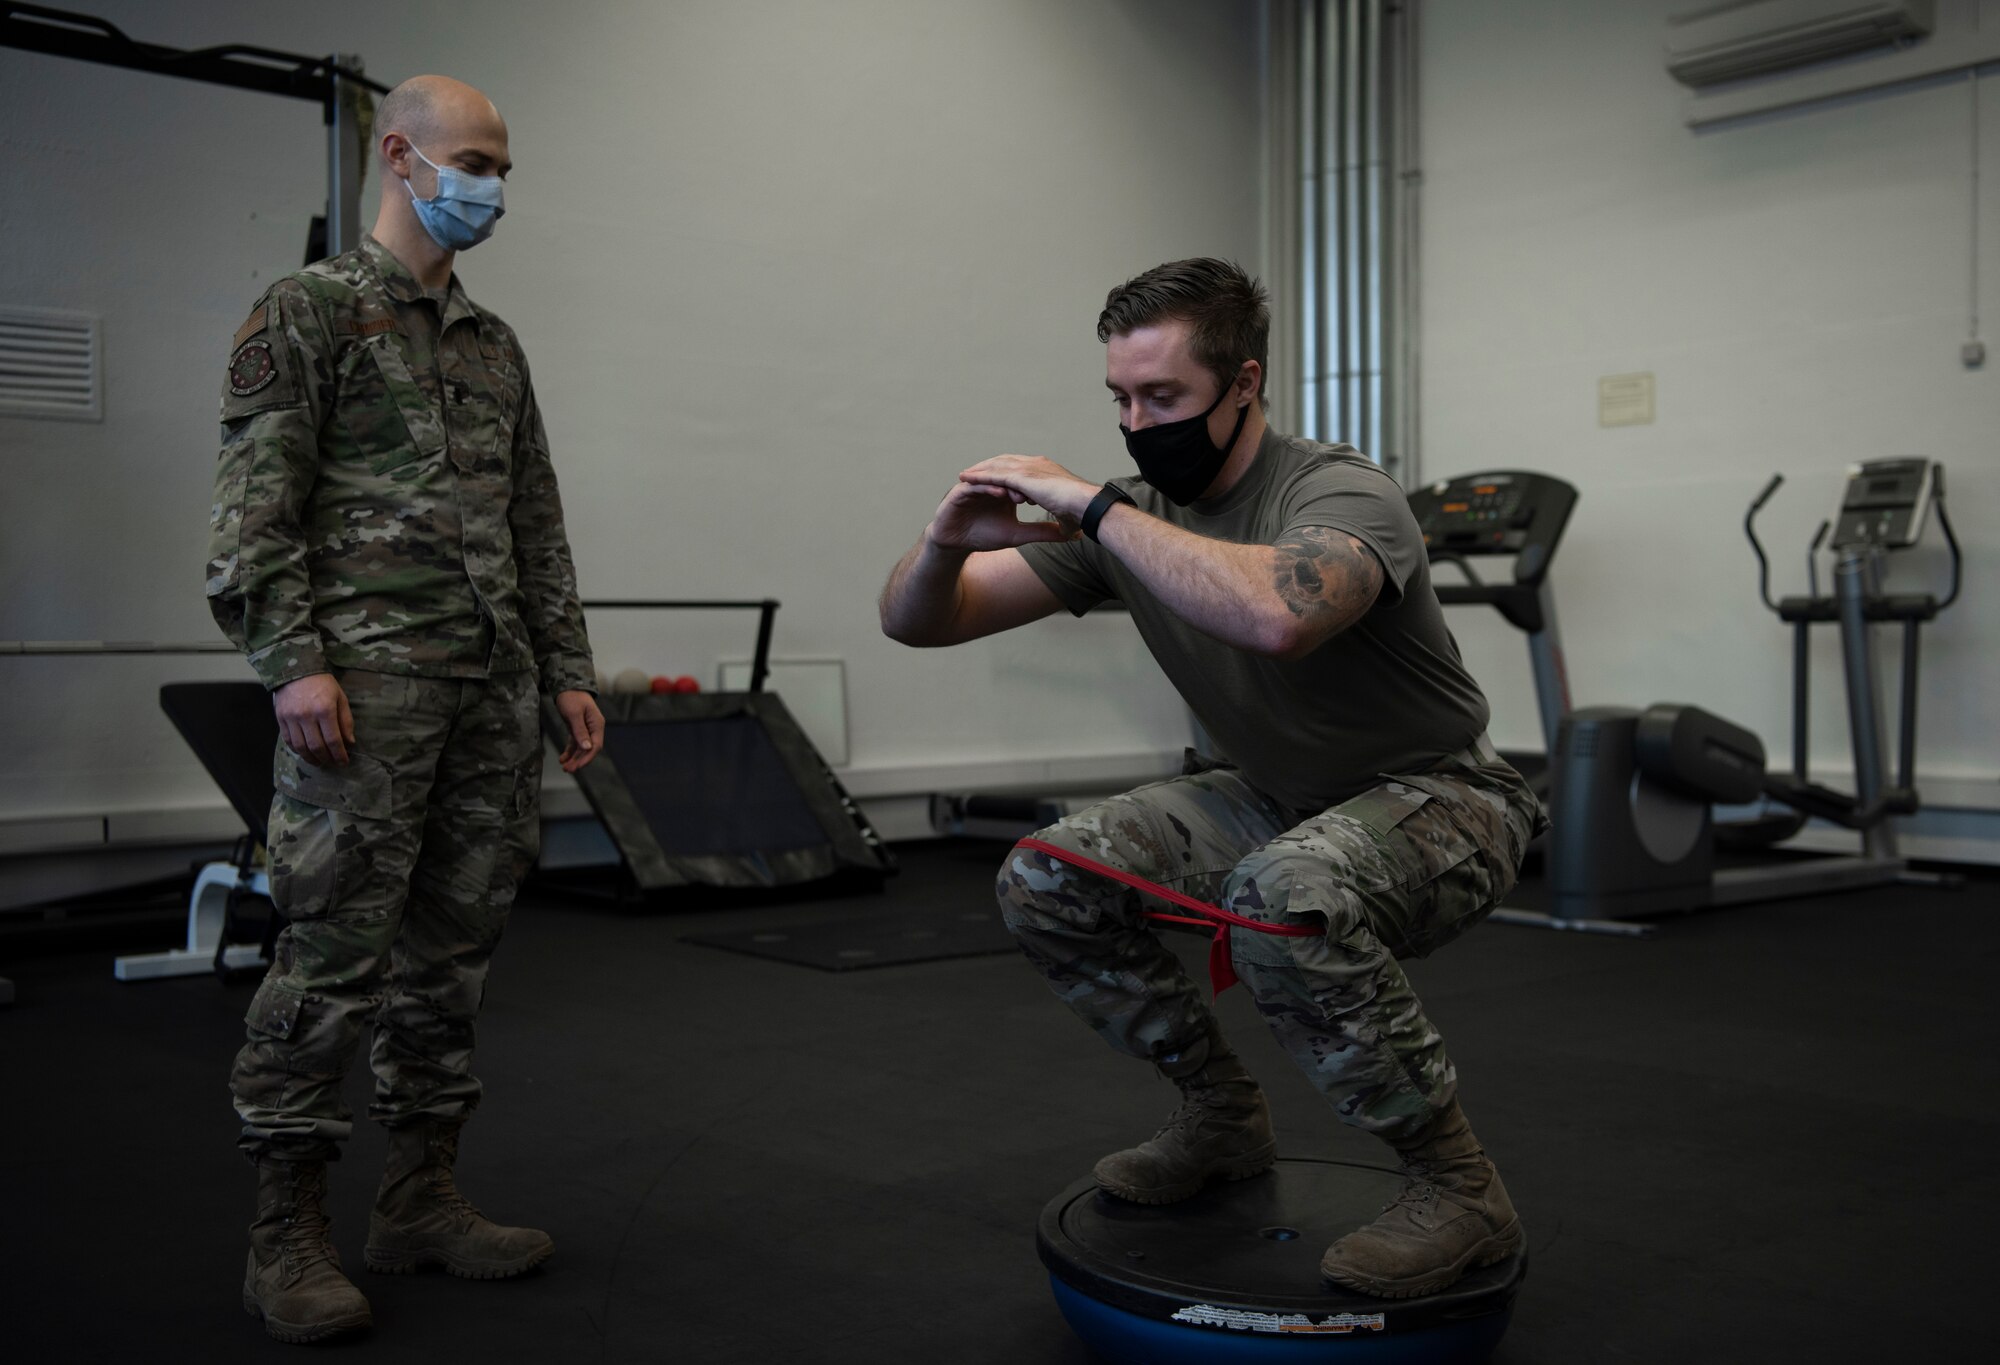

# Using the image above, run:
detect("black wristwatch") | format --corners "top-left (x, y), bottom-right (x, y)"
top-left (1081, 483), bottom-right (1137, 542)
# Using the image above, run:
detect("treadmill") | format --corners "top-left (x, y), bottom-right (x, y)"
top-left (1407, 470), bottom-right (1578, 790)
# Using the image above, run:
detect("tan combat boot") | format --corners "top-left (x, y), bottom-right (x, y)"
top-left (1320, 1099), bottom-right (1523, 1298)
top-left (242, 1160), bottom-right (373, 1343)
top-left (364, 1122), bottom-right (553, 1279)
top-left (1093, 1028), bottom-right (1277, 1204)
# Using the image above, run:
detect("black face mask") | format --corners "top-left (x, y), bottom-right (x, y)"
top-left (1119, 373), bottom-right (1249, 505)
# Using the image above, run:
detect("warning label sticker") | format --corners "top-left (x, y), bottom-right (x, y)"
top-left (1170, 1303), bottom-right (1388, 1334)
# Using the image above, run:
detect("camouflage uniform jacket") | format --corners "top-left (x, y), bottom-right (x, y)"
top-left (206, 235), bottom-right (594, 695)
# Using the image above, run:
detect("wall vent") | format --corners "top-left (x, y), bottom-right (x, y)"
top-left (0, 306), bottom-right (103, 422)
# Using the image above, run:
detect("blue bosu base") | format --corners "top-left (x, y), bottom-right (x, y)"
top-left (1038, 1158), bottom-right (1524, 1365)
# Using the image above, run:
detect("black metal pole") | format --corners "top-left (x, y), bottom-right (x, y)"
top-left (749, 601), bottom-right (777, 694)
top-left (1834, 551), bottom-right (1890, 827)
top-left (0, 641), bottom-right (238, 655)
top-left (1791, 620), bottom-right (1810, 783)
top-left (1897, 621), bottom-right (1919, 793)
top-left (2, 4), bottom-right (387, 98)
top-left (578, 599), bottom-right (782, 695)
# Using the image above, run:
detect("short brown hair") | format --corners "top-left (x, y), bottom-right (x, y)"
top-left (1097, 258), bottom-right (1269, 407)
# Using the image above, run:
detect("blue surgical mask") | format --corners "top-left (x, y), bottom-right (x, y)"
top-left (403, 143), bottom-right (505, 251)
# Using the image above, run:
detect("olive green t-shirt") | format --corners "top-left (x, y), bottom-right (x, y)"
top-left (1018, 429), bottom-right (1490, 821)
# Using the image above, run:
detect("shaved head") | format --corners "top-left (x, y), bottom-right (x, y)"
top-left (376, 75), bottom-right (508, 171)
top-left (370, 74), bottom-right (513, 273)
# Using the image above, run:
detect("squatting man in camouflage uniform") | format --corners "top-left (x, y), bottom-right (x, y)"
top-left (879, 258), bottom-right (1543, 1299)
top-left (207, 75), bottom-right (602, 1343)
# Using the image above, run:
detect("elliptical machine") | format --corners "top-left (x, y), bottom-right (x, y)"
top-left (1526, 458), bottom-right (1961, 933)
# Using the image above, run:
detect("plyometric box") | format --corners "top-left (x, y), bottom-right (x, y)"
top-left (546, 690), bottom-right (896, 895)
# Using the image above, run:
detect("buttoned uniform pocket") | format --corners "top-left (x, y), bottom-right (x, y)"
top-left (264, 745), bottom-right (394, 922)
top-left (1345, 779), bottom-right (1485, 958)
top-left (336, 339), bottom-right (448, 475)
top-left (244, 974), bottom-right (305, 1041)
top-left (469, 339), bottom-right (523, 467)
top-left (1396, 768), bottom-right (1537, 894)
top-left (273, 744), bottom-right (392, 818)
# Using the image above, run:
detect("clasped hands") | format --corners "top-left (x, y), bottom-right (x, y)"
top-left (926, 455), bottom-right (1102, 553)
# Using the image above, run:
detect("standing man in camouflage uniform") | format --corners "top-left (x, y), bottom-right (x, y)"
top-left (879, 259), bottom-right (1542, 1300)
top-left (207, 75), bottom-right (601, 1343)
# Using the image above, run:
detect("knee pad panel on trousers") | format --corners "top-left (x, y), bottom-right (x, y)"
top-left (1221, 817), bottom-right (1388, 941)
top-left (408, 680), bottom-right (544, 920)
top-left (996, 822), bottom-right (1108, 937)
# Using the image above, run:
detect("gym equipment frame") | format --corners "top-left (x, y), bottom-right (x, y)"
top-left (1, 5), bottom-right (391, 996)
top-left (1408, 469), bottom-right (1578, 768)
top-left (544, 599), bottom-right (895, 900)
top-left (2, 2), bottom-right (388, 260)
top-left (1504, 458), bottom-right (1963, 936)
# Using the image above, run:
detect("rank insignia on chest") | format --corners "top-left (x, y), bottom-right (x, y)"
top-left (228, 339), bottom-right (277, 396)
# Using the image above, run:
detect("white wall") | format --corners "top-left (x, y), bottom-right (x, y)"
top-left (1418, 0), bottom-right (1999, 810)
top-left (0, 0), bottom-right (1264, 852)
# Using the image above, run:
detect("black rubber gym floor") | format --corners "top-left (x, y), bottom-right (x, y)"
top-left (2, 838), bottom-right (1994, 1362)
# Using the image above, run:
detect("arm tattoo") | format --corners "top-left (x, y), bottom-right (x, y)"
top-left (1269, 527), bottom-right (1383, 626)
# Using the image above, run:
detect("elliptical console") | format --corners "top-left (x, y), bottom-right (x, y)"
top-left (1830, 457), bottom-right (1938, 549)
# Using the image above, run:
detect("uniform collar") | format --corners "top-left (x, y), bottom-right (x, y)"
top-left (360, 235), bottom-right (481, 330)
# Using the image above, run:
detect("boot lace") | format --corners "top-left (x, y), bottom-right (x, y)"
top-left (423, 1133), bottom-right (483, 1223)
top-left (1155, 1080), bottom-right (1243, 1141)
top-left (278, 1171), bottom-right (340, 1271)
top-left (1381, 1177), bottom-right (1441, 1216)
top-left (426, 1169), bottom-right (481, 1221)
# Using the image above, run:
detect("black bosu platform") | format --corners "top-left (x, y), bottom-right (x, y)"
top-left (1038, 1159), bottom-right (1523, 1363)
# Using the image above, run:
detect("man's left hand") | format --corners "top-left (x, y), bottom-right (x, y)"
top-left (959, 455), bottom-right (1099, 526)
top-left (554, 689), bottom-right (604, 773)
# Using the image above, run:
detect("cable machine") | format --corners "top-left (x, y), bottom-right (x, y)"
top-left (1, 3), bottom-right (389, 262)
top-left (0, 5), bottom-right (391, 1003)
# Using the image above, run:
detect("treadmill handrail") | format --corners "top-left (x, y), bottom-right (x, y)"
top-left (1431, 581), bottom-right (1546, 634)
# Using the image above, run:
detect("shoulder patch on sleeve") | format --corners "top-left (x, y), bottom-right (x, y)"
top-left (220, 287), bottom-right (310, 422)
top-left (227, 339), bottom-right (278, 396)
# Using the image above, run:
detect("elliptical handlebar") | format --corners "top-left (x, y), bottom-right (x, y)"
top-left (1745, 473), bottom-right (1784, 613)
top-left (1934, 475), bottom-right (1963, 611)
top-left (1745, 462), bottom-right (1962, 617)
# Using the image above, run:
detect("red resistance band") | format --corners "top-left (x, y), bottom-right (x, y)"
top-left (1014, 837), bottom-right (1321, 996)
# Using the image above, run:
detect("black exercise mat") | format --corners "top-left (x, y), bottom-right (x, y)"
top-left (682, 905), bottom-right (1017, 971)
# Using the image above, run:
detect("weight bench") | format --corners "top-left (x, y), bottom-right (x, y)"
top-left (114, 682), bottom-right (281, 981)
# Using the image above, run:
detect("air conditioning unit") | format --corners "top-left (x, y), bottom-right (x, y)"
top-left (1665, 0), bottom-right (1935, 88)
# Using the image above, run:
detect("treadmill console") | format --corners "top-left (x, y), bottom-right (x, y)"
top-left (1830, 457), bottom-right (1936, 550)
top-left (1407, 470), bottom-right (1578, 586)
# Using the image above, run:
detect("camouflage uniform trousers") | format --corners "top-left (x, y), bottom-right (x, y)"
top-left (231, 667), bottom-right (544, 1163)
top-left (997, 735), bottom-right (1544, 1144)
